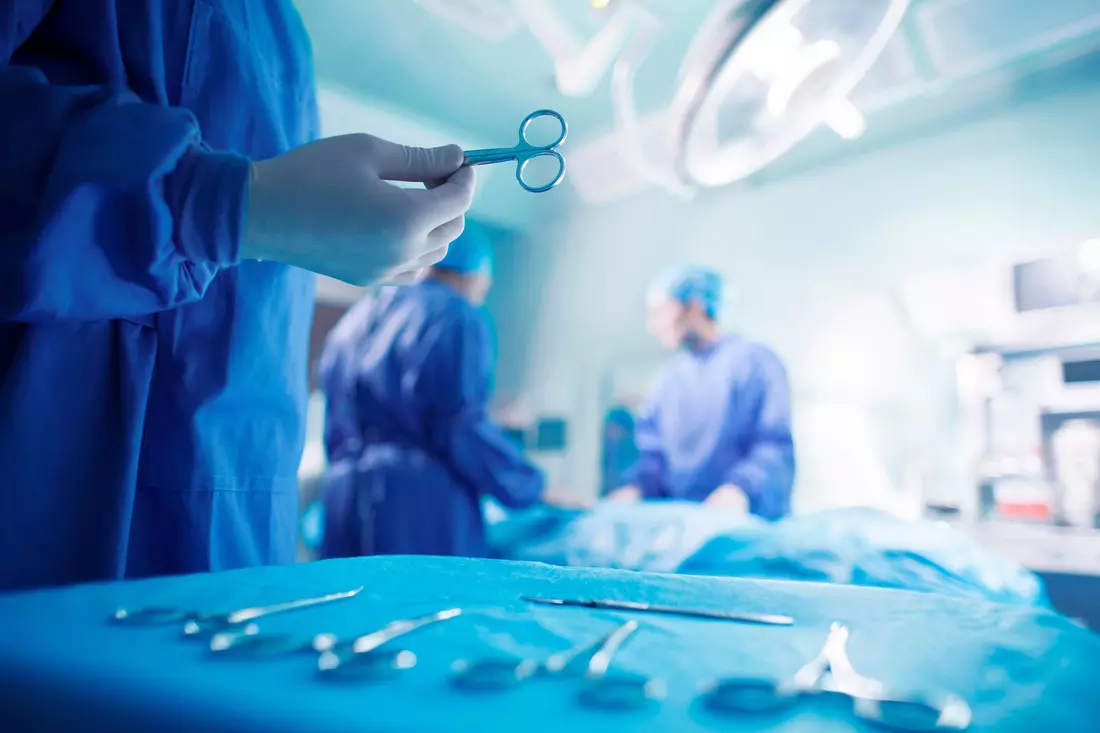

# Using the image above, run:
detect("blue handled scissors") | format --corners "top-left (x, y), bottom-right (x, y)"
top-left (463, 109), bottom-right (568, 193)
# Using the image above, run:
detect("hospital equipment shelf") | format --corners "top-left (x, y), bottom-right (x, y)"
top-left (961, 522), bottom-right (1100, 576)
top-left (0, 556), bottom-right (1097, 731)
top-left (957, 521), bottom-right (1100, 629)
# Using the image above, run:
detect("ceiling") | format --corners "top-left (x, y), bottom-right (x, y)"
top-left (295, 0), bottom-right (1100, 195)
top-left (295, 0), bottom-right (714, 145)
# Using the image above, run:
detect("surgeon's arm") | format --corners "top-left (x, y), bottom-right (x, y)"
top-left (429, 312), bottom-right (545, 509)
top-left (1, 3), bottom-right (249, 322)
top-left (719, 349), bottom-right (796, 520)
top-left (618, 383), bottom-right (667, 499)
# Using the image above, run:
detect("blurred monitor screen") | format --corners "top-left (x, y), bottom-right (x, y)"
top-left (1013, 252), bottom-right (1100, 312)
top-left (534, 417), bottom-right (567, 452)
top-left (1063, 358), bottom-right (1100, 385)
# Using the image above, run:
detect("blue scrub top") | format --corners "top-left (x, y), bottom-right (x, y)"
top-left (624, 335), bottom-right (796, 519)
top-left (319, 280), bottom-right (544, 559)
top-left (0, 1), bottom-right (318, 589)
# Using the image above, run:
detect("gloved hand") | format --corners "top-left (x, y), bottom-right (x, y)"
top-left (604, 485), bottom-right (642, 503)
top-left (542, 487), bottom-right (594, 510)
top-left (705, 484), bottom-right (749, 512)
top-left (241, 134), bottom-right (476, 285)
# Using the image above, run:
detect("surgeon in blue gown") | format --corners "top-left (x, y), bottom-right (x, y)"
top-left (0, 1), bottom-right (476, 589)
top-left (607, 266), bottom-right (796, 519)
top-left (319, 225), bottom-right (550, 558)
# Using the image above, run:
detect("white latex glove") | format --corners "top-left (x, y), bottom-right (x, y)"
top-left (376, 268), bottom-right (426, 287)
top-left (705, 484), bottom-right (749, 512)
top-left (543, 487), bottom-right (594, 510)
top-left (242, 134), bottom-right (475, 285)
top-left (605, 485), bottom-right (642, 503)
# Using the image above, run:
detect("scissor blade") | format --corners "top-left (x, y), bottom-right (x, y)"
top-left (521, 597), bottom-right (794, 626)
top-left (350, 607), bottom-right (463, 654)
top-left (227, 586), bottom-right (364, 623)
top-left (586, 620), bottom-right (639, 677)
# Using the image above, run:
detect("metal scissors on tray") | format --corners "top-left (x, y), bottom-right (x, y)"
top-left (700, 623), bottom-right (972, 731)
top-left (463, 109), bottom-right (567, 193)
top-left (314, 607), bottom-right (464, 680)
top-left (110, 586), bottom-right (363, 637)
top-left (207, 606), bottom-right (462, 659)
top-left (451, 620), bottom-right (665, 710)
top-left (523, 596), bottom-right (794, 626)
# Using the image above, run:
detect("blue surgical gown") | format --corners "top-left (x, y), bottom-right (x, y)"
top-left (0, 1), bottom-right (318, 590)
top-left (601, 406), bottom-right (639, 497)
top-left (624, 336), bottom-right (795, 519)
top-left (319, 280), bottom-right (545, 558)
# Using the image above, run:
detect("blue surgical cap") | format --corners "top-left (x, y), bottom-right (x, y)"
top-left (436, 222), bottom-right (494, 277)
top-left (647, 265), bottom-right (723, 318)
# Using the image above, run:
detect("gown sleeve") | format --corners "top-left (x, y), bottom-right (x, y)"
top-left (428, 310), bottom-right (546, 509)
top-left (720, 346), bottom-right (796, 519)
top-left (1, 1), bottom-right (250, 322)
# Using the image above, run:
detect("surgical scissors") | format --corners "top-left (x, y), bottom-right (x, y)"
top-left (109, 586), bottom-right (363, 636)
top-left (577, 619), bottom-right (666, 709)
top-left (207, 606), bottom-right (462, 658)
top-left (463, 109), bottom-right (567, 193)
top-left (208, 626), bottom-right (419, 675)
top-left (523, 596), bottom-right (794, 626)
top-left (450, 620), bottom-right (665, 709)
top-left (700, 622), bottom-right (972, 731)
top-left (449, 625), bottom-right (613, 691)
top-left (316, 607), bottom-right (463, 679)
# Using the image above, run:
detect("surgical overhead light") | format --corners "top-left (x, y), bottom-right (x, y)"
top-left (676, 0), bottom-right (908, 187)
top-left (411, 0), bottom-right (522, 42)
top-left (417, 0), bottom-right (908, 198)
top-left (1077, 238), bottom-right (1100, 274)
top-left (508, 0), bottom-right (655, 99)
top-left (610, 0), bottom-right (909, 192)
